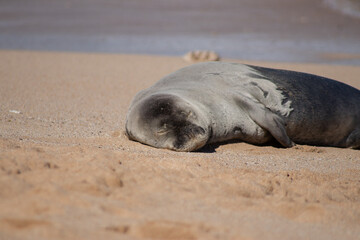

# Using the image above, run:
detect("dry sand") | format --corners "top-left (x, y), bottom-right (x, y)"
top-left (0, 50), bottom-right (360, 240)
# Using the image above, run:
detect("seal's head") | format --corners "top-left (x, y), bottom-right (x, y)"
top-left (125, 94), bottom-right (210, 151)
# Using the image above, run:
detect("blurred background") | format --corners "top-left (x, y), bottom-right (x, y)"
top-left (0, 0), bottom-right (359, 65)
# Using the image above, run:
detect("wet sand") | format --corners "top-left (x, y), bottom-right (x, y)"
top-left (0, 50), bottom-right (360, 240)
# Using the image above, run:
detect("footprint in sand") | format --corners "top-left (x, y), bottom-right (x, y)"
top-left (1, 218), bottom-right (50, 229)
top-left (135, 220), bottom-right (197, 240)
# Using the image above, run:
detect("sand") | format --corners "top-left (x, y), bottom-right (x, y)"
top-left (0, 50), bottom-right (360, 240)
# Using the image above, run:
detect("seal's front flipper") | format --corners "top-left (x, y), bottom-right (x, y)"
top-left (346, 128), bottom-right (360, 149)
top-left (236, 96), bottom-right (295, 148)
top-left (250, 105), bottom-right (295, 148)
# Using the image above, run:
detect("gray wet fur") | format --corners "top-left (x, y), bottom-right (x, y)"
top-left (125, 62), bottom-right (360, 151)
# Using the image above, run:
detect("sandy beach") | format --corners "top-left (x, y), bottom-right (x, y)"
top-left (0, 50), bottom-right (359, 240)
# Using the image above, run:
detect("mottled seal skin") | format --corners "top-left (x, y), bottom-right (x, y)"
top-left (125, 62), bottom-right (360, 151)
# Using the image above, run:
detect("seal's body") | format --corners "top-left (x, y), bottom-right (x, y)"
top-left (125, 62), bottom-right (360, 151)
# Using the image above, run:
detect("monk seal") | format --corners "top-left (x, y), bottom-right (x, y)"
top-left (125, 62), bottom-right (360, 151)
